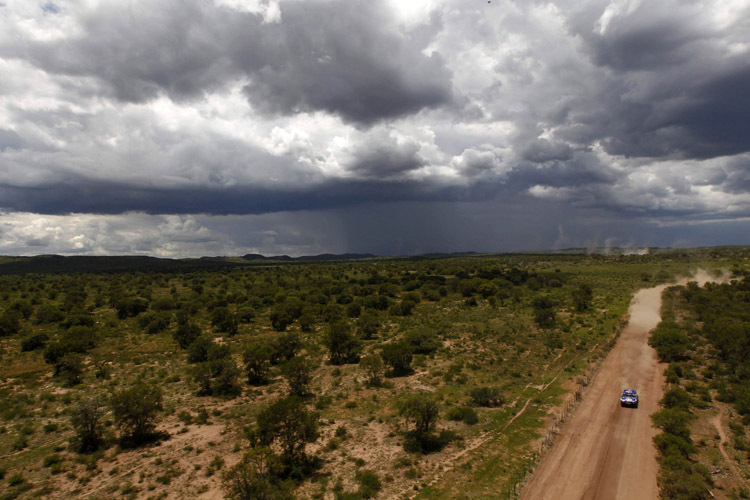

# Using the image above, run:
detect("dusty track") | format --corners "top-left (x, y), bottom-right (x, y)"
top-left (521, 272), bottom-right (725, 499)
top-left (521, 284), bottom-right (670, 500)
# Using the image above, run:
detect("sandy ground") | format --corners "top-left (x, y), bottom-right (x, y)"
top-left (521, 271), bottom-right (723, 500)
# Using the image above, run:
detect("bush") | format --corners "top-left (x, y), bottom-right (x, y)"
top-left (469, 387), bottom-right (503, 407)
top-left (0, 310), bottom-right (21, 337)
top-left (139, 312), bottom-right (171, 334)
top-left (44, 327), bottom-right (98, 368)
top-left (114, 297), bottom-right (149, 319)
top-left (34, 304), bottom-right (65, 324)
top-left (355, 469), bottom-right (382, 499)
top-left (446, 406), bottom-right (478, 425)
top-left (62, 313), bottom-right (95, 329)
top-left (173, 323), bottom-right (201, 349)
top-left (21, 333), bottom-right (49, 352)
top-left (404, 328), bottom-right (441, 354)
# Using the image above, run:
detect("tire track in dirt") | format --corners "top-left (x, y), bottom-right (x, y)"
top-left (711, 405), bottom-right (749, 490)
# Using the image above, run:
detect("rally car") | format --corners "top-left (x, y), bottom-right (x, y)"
top-left (620, 389), bottom-right (639, 408)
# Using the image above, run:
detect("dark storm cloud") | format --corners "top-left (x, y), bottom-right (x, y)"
top-left (11, 0), bottom-right (452, 124)
top-left (0, 177), bottom-right (487, 216)
top-left (554, 0), bottom-right (750, 160)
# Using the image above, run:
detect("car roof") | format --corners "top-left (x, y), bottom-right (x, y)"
top-left (622, 389), bottom-right (637, 394)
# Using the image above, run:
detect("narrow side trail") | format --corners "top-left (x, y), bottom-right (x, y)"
top-left (521, 272), bottom-right (720, 500)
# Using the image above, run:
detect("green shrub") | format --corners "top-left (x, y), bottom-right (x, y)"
top-left (446, 406), bottom-right (478, 425)
top-left (469, 387), bottom-right (503, 407)
top-left (356, 469), bottom-right (382, 499)
top-left (20, 333), bottom-right (49, 352)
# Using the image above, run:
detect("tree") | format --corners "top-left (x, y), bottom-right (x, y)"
top-left (271, 332), bottom-right (301, 364)
top-left (381, 341), bottom-right (413, 376)
top-left (222, 446), bottom-right (294, 500)
top-left (359, 354), bottom-right (385, 387)
top-left (57, 353), bottom-right (84, 386)
top-left (110, 380), bottom-right (163, 445)
top-left (212, 307), bottom-right (239, 335)
top-left (254, 396), bottom-right (319, 467)
top-left (71, 397), bottom-right (105, 453)
top-left (324, 321), bottom-right (361, 365)
top-left (187, 336), bottom-right (212, 363)
top-left (270, 308), bottom-right (294, 332)
top-left (532, 296), bottom-right (556, 328)
top-left (572, 284), bottom-right (593, 312)
top-left (398, 394), bottom-right (439, 435)
top-left (244, 340), bottom-right (273, 385)
top-left (280, 357), bottom-right (314, 397)
top-left (649, 322), bottom-right (691, 362)
top-left (357, 310), bottom-right (380, 339)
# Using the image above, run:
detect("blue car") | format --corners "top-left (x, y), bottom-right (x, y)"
top-left (620, 389), bottom-right (639, 408)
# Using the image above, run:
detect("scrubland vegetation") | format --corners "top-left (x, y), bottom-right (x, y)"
top-left (0, 249), bottom-right (745, 499)
top-left (649, 270), bottom-right (750, 500)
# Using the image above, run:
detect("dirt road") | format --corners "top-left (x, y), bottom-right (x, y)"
top-left (521, 278), bottom-right (696, 500)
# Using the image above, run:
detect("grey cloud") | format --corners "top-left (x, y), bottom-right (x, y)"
top-left (721, 155), bottom-right (750, 194)
top-left (554, 1), bottom-right (750, 160)
top-left (0, 177), bottom-right (474, 216)
top-left (345, 131), bottom-right (424, 178)
top-left (0, 129), bottom-right (23, 150)
top-left (509, 152), bottom-right (619, 190)
top-left (520, 139), bottom-right (574, 163)
top-left (11, 0), bottom-right (452, 124)
top-left (240, 1), bottom-right (452, 124)
top-left (16, 1), bottom-right (232, 103)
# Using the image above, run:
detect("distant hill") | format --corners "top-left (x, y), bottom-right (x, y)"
top-left (0, 253), bottom-right (377, 274)
top-left (241, 253), bottom-right (376, 262)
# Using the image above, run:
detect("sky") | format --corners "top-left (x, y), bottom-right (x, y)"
top-left (0, 0), bottom-right (749, 257)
